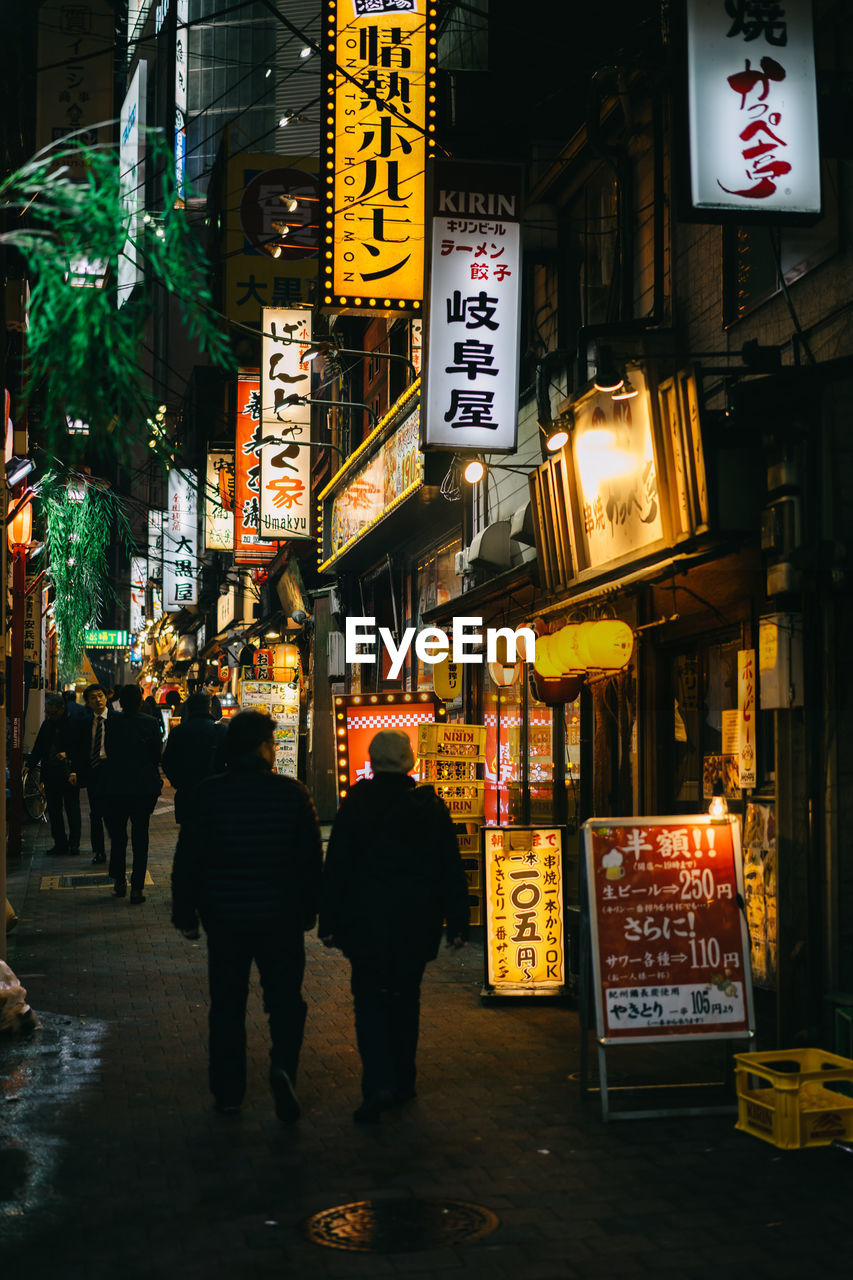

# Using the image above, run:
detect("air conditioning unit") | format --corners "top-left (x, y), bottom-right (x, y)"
top-left (328, 631), bottom-right (346, 679)
top-left (454, 550), bottom-right (468, 575)
top-left (468, 520), bottom-right (511, 570)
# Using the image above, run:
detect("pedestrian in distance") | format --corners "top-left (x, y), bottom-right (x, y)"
top-left (75, 683), bottom-right (116, 866)
top-left (141, 694), bottom-right (166, 742)
top-left (171, 710), bottom-right (322, 1121)
top-left (319, 728), bottom-right (470, 1123)
top-left (101, 684), bottom-right (162, 903)
top-left (27, 693), bottom-right (82, 856)
top-left (161, 691), bottom-right (227, 824)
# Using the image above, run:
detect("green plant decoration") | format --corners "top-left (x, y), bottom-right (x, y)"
top-left (39, 470), bottom-right (136, 682)
top-left (0, 133), bottom-right (232, 460)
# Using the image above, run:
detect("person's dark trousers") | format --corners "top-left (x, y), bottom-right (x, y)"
top-left (104, 795), bottom-right (154, 891)
top-left (87, 766), bottom-right (106, 856)
top-left (350, 958), bottom-right (426, 1101)
top-left (205, 924), bottom-right (307, 1107)
top-left (44, 779), bottom-right (81, 852)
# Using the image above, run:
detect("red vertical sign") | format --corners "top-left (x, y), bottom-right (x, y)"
top-left (234, 371), bottom-right (277, 565)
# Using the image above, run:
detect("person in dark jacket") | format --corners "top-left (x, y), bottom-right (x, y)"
top-left (75, 683), bottom-right (116, 865)
top-left (141, 694), bottom-right (166, 741)
top-left (319, 728), bottom-right (470, 1123)
top-left (171, 710), bottom-right (323, 1121)
top-left (101, 684), bottom-right (163, 903)
top-left (161, 692), bottom-right (227, 824)
top-left (28, 694), bottom-right (82, 855)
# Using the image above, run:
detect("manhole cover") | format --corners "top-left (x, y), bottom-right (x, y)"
top-left (303, 1198), bottom-right (499, 1253)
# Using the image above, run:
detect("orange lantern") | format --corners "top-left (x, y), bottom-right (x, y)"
top-left (488, 660), bottom-right (521, 688)
top-left (7, 495), bottom-right (32, 551)
top-left (274, 642), bottom-right (300, 681)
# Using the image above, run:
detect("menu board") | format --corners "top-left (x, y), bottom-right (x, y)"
top-left (240, 679), bottom-right (300, 776)
top-left (583, 816), bottom-right (753, 1043)
top-left (484, 826), bottom-right (564, 994)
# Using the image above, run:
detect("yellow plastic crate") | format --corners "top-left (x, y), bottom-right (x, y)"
top-left (734, 1048), bottom-right (853, 1149)
top-left (419, 780), bottom-right (485, 820)
top-left (417, 723), bottom-right (486, 760)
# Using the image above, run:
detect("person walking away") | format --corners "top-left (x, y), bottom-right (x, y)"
top-left (27, 694), bottom-right (82, 855)
top-left (161, 692), bottom-right (227, 824)
top-left (141, 694), bottom-right (166, 743)
top-left (318, 728), bottom-right (469, 1123)
top-left (76, 683), bottom-right (114, 865)
top-left (171, 711), bottom-right (322, 1121)
top-left (101, 684), bottom-right (162, 903)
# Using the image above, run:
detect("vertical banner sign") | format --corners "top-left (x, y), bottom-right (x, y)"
top-left (484, 826), bottom-right (564, 994)
top-left (738, 649), bottom-right (757, 789)
top-left (205, 450), bottom-right (235, 551)
top-left (23, 575), bottom-right (43, 680)
top-left (118, 61), bottom-right (147, 307)
top-left (323, 0), bottom-right (436, 313)
top-left (259, 308), bottom-right (313, 540)
top-left (583, 817), bottom-right (754, 1043)
top-left (174, 0), bottom-right (189, 207)
top-left (687, 0), bottom-right (820, 219)
top-left (163, 470), bottom-right (198, 611)
top-left (235, 372), bottom-right (277, 565)
top-left (423, 163), bottom-right (522, 452)
top-left (147, 509), bottom-right (163, 588)
top-left (129, 556), bottom-right (147, 634)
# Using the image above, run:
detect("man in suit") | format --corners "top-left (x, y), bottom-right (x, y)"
top-left (76, 683), bottom-right (115, 865)
top-left (102, 684), bottom-right (163, 904)
top-left (28, 694), bottom-right (82, 855)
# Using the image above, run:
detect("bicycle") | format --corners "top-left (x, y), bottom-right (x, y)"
top-left (22, 762), bottom-right (48, 822)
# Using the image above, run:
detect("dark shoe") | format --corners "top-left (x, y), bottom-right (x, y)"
top-left (113, 879), bottom-right (127, 898)
top-left (214, 1101), bottom-right (240, 1116)
top-left (353, 1090), bottom-right (395, 1124)
top-left (129, 890), bottom-right (146, 905)
top-left (91, 852), bottom-right (106, 865)
top-left (270, 1068), bottom-right (301, 1122)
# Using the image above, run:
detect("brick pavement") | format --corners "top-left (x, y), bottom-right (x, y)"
top-left (1, 790), bottom-right (852, 1279)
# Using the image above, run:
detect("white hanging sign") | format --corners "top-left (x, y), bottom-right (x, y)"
top-left (687, 0), bottom-right (820, 219)
top-left (163, 470), bottom-right (198, 611)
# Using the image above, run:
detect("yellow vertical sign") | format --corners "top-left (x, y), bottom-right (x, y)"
top-left (324, 0), bottom-right (435, 312)
top-left (484, 826), bottom-right (565, 993)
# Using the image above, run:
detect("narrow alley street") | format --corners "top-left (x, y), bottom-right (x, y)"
top-left (1, 792), bottom-right (851, 1279)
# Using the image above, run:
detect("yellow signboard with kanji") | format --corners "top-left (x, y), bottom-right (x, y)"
top-left (484, 826), bottom-right (565, 994)
top-left (323, 0), bottom-right (435, 313)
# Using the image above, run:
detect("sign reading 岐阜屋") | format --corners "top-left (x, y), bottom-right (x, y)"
top-left (423, 163), bottom-right (522, 453)
top-left (686, 0), bottom-right (820, 220)
top-left (323, 0), bottom-right (436, 313)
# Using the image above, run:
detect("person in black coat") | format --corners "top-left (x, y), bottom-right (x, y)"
top-left (161, 692), bottom-right (227, 824)
top-left (28, 694), bottom-right (82, 855)
top-left (74, 683), bottom-right (117, 866)
top-left (101, 684), bottom-right (163, 903)
top-left (319, 728), bottom-right (470, 1123)
top-left (171, 710), bottom-right (323, 1121)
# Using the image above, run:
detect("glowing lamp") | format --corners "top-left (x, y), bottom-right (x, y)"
top-left (708, 779), bottom-right (728, 820)
top-left (533, 620), bottom-right (634, 678)
top-left (7, 496), bottom-right (32, 551)
top-left (274, 641), bottom-right (300, 681)
top-left (488, 661), bottom-right (521, 688)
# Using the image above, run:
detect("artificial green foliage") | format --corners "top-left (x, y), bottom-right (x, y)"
top-left (39, 470), bottom-right (136, 681)
top-left (0, 134), bottom-right (232, 460)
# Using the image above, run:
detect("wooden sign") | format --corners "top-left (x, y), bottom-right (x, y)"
top-left (583, 816), bottom-right (753, 1043)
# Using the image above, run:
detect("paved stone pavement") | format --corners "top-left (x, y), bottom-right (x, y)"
top-left (2, 789), bottom-right (852, 1279)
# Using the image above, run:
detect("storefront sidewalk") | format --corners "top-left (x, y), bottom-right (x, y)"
top-left (1, 792), bottom-right (851, 1279)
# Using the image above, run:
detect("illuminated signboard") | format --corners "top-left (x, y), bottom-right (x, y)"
top-left (570, 366), bottom-right (664, 569)
top-left (118, 60), bottom-right (147, 306)
top-left (319, 401), bottom-right (423, 573)
top-left (84, 630), bottom-right (129, 648)
top-left (174, 0), bottom-right (188, 206)
top-left (484, 826), bottom-right (565, 994)
top-left (241, 679), bottom-right (300, 776)
top-left (259, 307), bottom-right (312, 541)
top-left (204, 450), bottom-right (234, 551)
top-left (163, 469), bottom-right (198, 611)
top-left (423, 163), bottom-right (522, 452)
top-left (129, 556), bottom-right (147, 634)
top-left (687, 0), bottom-right (820, 220)
top-left (323, 0), bottom-right (436, 313)
top-left (584, 816), bottom-right (753, 1042)
top-left (235, 371), bottom-right (278, 565)
top-left (332, 692), bottom-right (445, 802)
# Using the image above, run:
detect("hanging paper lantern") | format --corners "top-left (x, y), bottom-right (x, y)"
top-left (528, 666), bottom-right (582, 706)
top-left (534, 619), bottom-right (634, 678)
top-left (488, 660), bottom-right (521, 688)
top-left (7, 496), bottom-right (32, 551)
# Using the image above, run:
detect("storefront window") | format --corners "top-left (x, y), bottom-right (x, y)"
top-left (484, 678), bottom-right (522, 825)
top-left (415, 537), bottom-right (462, 691)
